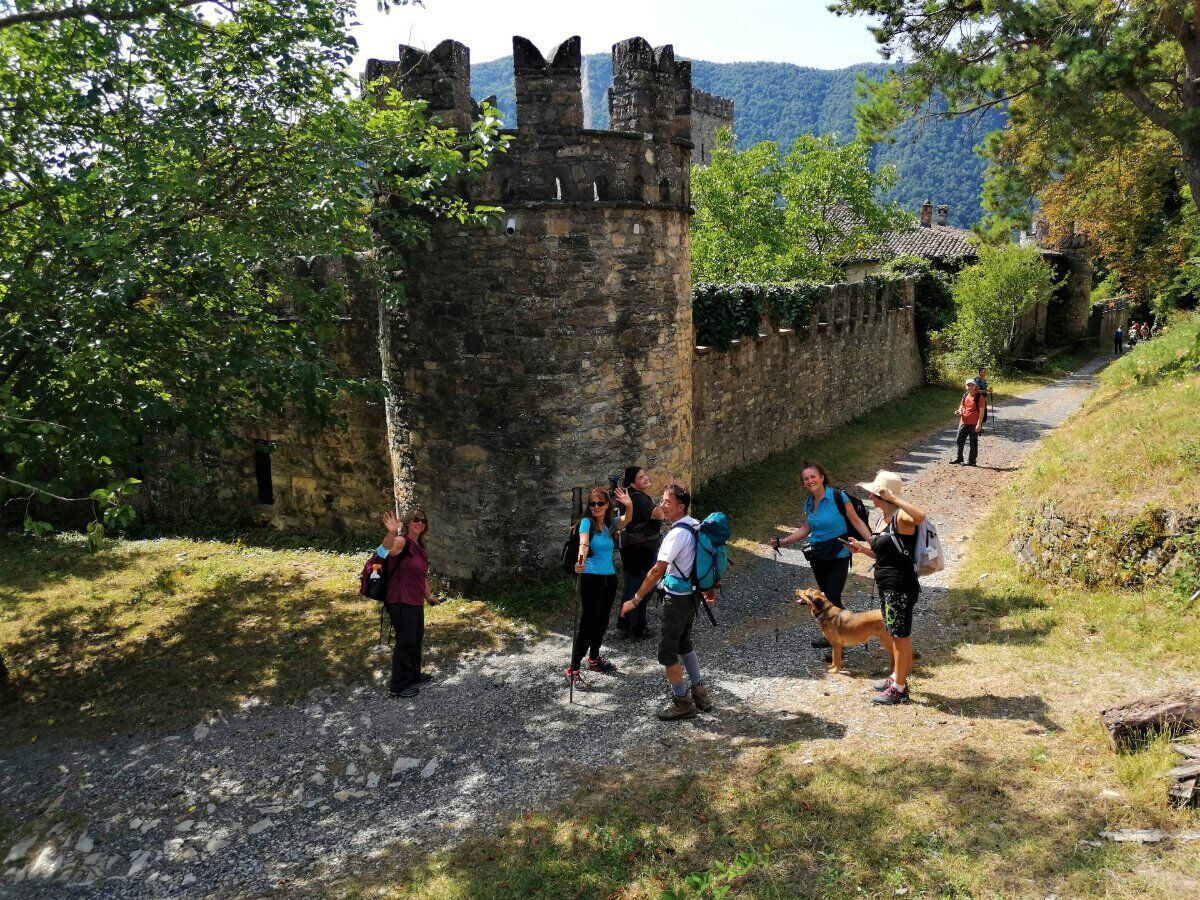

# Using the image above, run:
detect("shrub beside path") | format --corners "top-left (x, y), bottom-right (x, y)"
top-left (0, 360), bottom-right (1109, 897)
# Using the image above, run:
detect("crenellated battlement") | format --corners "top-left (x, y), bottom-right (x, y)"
top-left (366, 35), bottom-right (710, 209)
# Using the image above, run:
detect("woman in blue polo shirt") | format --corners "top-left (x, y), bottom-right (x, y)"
top-left (568, 486), bottom-right (630, 685)
top-left (771, 462), bottom-right (873, 644)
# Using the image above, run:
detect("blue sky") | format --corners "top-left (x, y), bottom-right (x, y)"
top-left (352, 0), bottom-right (885, 72)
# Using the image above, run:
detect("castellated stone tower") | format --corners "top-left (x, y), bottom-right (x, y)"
top-left (370, 36), bottom-right (697, 584)
top-left (690, 90), bottom-right (734, 166)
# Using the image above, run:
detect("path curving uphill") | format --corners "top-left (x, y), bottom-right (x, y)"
top-left (0, 360), bottom-right (1107, 897)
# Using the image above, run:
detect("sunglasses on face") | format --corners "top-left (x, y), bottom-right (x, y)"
top-left (588, 500), bottom-right (608, 507)
top-left (412, 518), bottom-right (427, 524)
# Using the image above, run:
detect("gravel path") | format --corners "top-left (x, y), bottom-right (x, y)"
top-left (0, 359), bottom-right (1108, 897)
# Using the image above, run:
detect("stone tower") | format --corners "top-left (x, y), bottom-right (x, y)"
top-left (690, 90), bottom-right (734, 165)
top-left (370, 36), bottom-right (697, 583)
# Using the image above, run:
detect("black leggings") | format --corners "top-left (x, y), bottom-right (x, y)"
top-left (810, 555), bottom-right (850, 608)
top-left (572, 573), bottom-right (617, 669)
top-left (386, 602), bottom-right (424, 692)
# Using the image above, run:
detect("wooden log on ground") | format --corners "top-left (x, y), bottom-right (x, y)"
top-left (1101, 684), bottom-right (1200, 751)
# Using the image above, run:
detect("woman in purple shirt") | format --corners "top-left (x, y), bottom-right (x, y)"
top-left (378, 508), bottom-right (441, 698)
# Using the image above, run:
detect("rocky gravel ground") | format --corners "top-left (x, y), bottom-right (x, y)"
top-left (0, 360), bottom-right (1107, 898)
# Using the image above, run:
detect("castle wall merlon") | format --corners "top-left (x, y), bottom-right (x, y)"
top-left (370, 40), bottom-right (473, 131)
top-left (609, 37), bottom-right (689, 136)
top-left (513, 36), bottom-right (584, 131)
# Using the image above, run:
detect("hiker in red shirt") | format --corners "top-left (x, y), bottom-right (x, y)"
top-left (950, 379), bottom-right (986, 466)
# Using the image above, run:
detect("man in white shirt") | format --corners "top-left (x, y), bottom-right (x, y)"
top-left (621, 483), bottom-right (716, 720)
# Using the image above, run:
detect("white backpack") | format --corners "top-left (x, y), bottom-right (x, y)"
top-left (888, 517), bottom-right (945, 577)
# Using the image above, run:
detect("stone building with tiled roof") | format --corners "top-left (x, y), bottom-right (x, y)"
top-left (843, 199), bottom-right (978, 282)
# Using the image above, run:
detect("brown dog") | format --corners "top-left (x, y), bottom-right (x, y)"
top-left (795, 588), bottom-right (894, 674)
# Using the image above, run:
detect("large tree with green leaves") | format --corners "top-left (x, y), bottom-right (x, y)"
top-left (0, 0), bottom-right (505, 541)
top-left (691, 128), bottom-right (907, 283)
top-left (834, 0), bottom-right (1200, 217)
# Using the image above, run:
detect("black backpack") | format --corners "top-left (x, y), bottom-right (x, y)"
top-left (831, 487), bottom-right (872, 538)
top-left (561, 520), bottom-right (589, 573)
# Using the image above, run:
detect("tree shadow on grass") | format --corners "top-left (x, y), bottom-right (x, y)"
top-left (0, 571), bottom-right (387, 746)
top-left (915, 690), bottom-right (1063, 732)
top-left (346, 743), bottom-right (1131, 899)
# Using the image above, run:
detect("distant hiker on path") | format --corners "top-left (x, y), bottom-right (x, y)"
top-left (950, 379), bottom-right (985, 466)
top-left (377, 508), bottom-right (440, 699)
top-left (614, 466), bottom-right (664, 640)
top-left (1114, 325), bottom-right (1124, 355)
top-left (621, 483), bottom-right (715, 721)
top-left (846, 471), bottom-right (927, 706)
top-left (770, 462), bottom-right (872, 651)
top-left (568, 486), bottom-right (630, 687)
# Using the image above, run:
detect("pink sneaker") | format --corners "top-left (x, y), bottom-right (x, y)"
top-left (871, 684), bottom-right (910, 705)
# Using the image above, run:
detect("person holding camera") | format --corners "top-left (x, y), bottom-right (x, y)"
top-left (770, 462), bottom-right (872, 649)
top-left (568, 486), bottom-right (631, 686)
top-left (377, 508), bottom-right (441, 699)
top-left (845, 471), bottom-right (926, 706)
top-left (614, 466), bottom-right (664, 639)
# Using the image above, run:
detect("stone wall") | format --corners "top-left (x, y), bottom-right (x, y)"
top-left (143, 256), bottom-right (393, 533)
top-left (1044, 249), bottom-right (1093, 343)
top-left (692, 279), bottom-right (924, 484)
top-left (1089, 295), bottom-right (1129, 341)
top-left (691, 90), bottom-right (734, 166)
top-left (1012, 500), bottom-right (1199, 589)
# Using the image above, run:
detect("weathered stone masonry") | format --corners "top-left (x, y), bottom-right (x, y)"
top-left (374, 36), bottom-right (696, 583)
top-left (692, 280), bottom-right (923, 484)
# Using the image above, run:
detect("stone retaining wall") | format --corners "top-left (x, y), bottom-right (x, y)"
top-left (1011, 500), bottom-right (1200, 588)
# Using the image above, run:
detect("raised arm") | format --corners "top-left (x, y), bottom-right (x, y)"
top-left (613, 487), bottom-right (633, 530)
top-left (380, 512), bottom-right (407, 555)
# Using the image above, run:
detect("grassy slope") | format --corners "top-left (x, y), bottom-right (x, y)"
top-left (325, 338), bottom-right (1200, 899)
top-left (1018, 317), bottom-right (1200, 516)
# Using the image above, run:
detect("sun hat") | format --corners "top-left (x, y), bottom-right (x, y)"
top-left (857, 470), bottom-right (904, 499)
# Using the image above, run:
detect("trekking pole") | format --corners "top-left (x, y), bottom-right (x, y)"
top-left (570, 573), bottom-right (581, 704)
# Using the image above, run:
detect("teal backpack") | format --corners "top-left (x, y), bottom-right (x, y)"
top-left (663, 512), bottom-right (730, 593)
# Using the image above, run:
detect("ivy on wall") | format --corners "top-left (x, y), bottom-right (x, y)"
top-left (695, 280), bottom-right (906, 349)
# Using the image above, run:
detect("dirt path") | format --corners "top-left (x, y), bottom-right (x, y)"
top-left (0, 360), bottom-right (1108, 898)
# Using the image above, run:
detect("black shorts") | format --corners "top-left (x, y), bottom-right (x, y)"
top-left (879, 587), bottom-right (918, 638)
top-left (658, 591), bottom-right (698, 666)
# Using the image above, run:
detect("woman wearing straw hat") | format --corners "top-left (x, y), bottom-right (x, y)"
top-left (845, 470), bottom-right (926, 705)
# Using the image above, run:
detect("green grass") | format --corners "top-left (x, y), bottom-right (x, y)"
top-left (1017, 315), bottom-right (1200, 517)
top-left (0, 534), bottom-right (535, 747)
top-left (695, 384), bottom-right (962, 553)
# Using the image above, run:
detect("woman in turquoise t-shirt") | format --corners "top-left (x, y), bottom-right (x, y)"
top-left (568, 486), bottom-right (630, 685)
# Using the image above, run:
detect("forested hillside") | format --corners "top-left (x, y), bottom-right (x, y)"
top-left (471, 55), bottom-right (1004, 227)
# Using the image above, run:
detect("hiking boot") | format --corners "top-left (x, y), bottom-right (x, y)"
top-left (657, 694), bottom-right (697, 721)
top-left (690, 683), bottom-right (713, 712)
top-left (389, 685), bottom-right (419, 699)
top-left (965, 461), bottom-right (977, 467)
top-left (565, 668), bottom-right (585, 689)
top-left (872, 675), bottom-right (893, 692)
top-left (416, 672), bottom-right (433, 683)
top-left (948, 458), bottom-right (962, 465)
top-left (871, 684), bottom-right (910, 705)
top-left (587, 656), bottom-right (618, 674)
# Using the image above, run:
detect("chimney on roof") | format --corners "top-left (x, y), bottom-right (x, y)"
top-left (919, 199), bottom-right (933, 228)
top-left (936, 204), bottom-right (949, 227)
